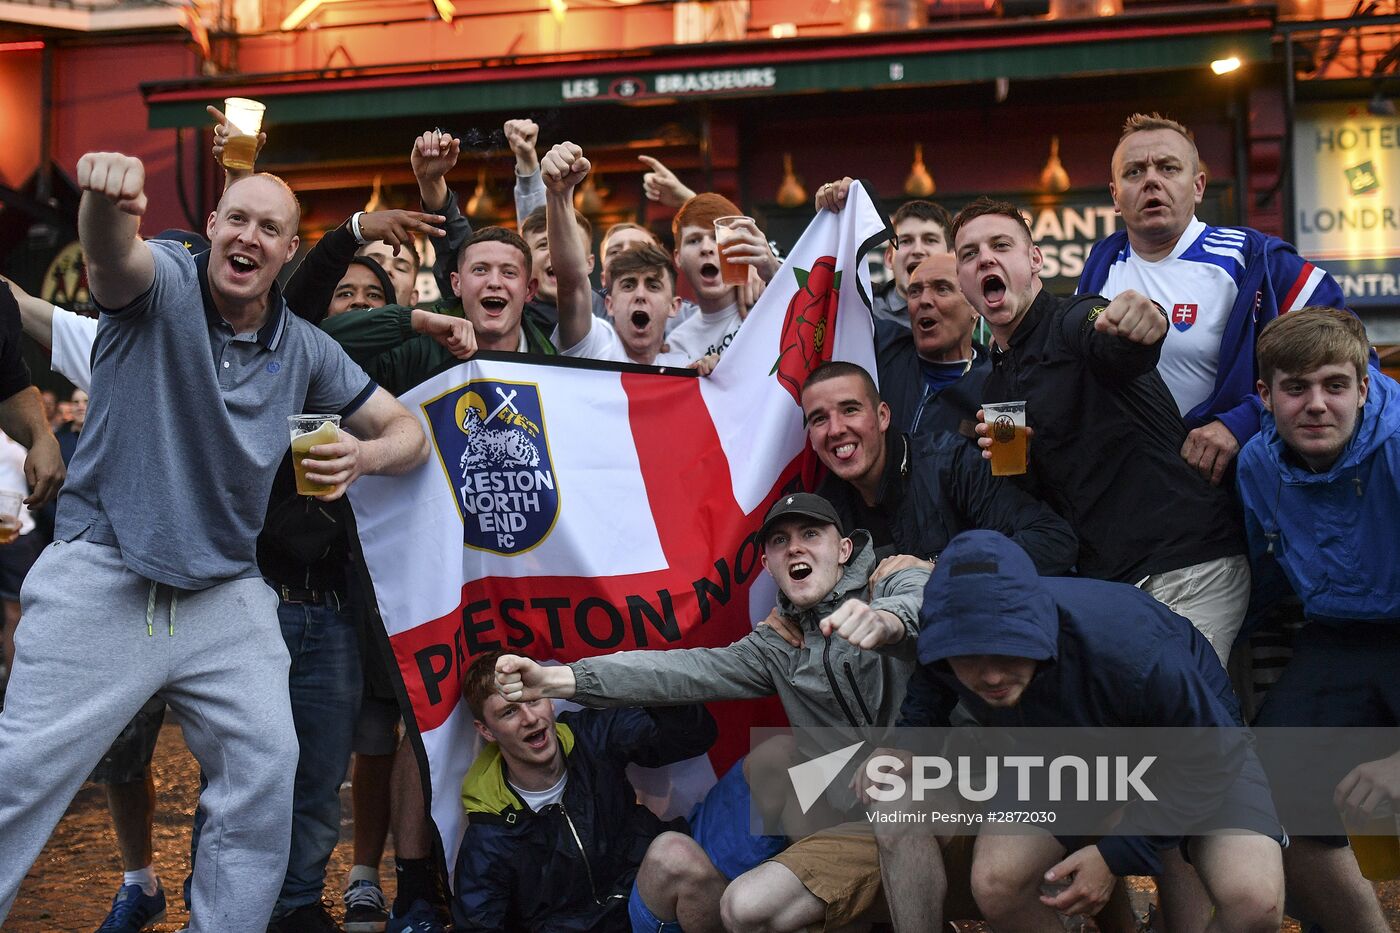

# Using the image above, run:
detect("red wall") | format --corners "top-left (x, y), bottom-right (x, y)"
top-left (0, 47), bottom-right (42, 190)
top-left (52, 38), bottom-right (200, 233)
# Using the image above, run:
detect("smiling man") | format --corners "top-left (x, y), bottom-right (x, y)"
top-left (798, 361), bottom-right (1076, 575)
top-left (1235, 307), bottom-right (1398, 932)
top-left (903, 531), bottom-right (1285, 931)
top-left (495, 492), bottom-right (933, 932)
top-left (541, 142), bottom-right (693, 367)
top-left (0, 155), bottom-right (428, 933)
top-left (954, 197), bottom-right (1248, 666)
top-left (1078, 114), bottom-right (1347, 486)
top-left (326, 255), bottom-right (394, 318)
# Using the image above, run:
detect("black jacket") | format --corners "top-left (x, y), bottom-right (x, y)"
top-left (452, 705), bottom-right (717, 932)
top-left (875, 319), bottom-right (989, 439)
top-left (817, 430), bottom-right (1077, 575)
top-left (981, 290), bottom-right (1243, 583)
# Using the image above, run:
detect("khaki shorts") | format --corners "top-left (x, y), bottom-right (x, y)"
top-left (769, 822), bottom-right (979, 929)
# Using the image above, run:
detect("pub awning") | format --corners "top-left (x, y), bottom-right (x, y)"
top-left (142, 5), bottom-right (1275, 129)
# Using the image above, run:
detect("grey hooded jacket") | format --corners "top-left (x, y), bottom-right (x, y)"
top-left (569, 531), bottom-right (927, 730)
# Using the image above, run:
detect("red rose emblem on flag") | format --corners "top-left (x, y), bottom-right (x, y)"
top-left (772, 256), bottom-right (843, 404)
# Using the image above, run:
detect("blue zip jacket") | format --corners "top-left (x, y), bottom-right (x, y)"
top-left (1079, 225), bottom-right (1346, 443)
top-left (1237, 366), bottom-right (1400, 628)
top-left (904, 531), bottom-right (1258, 877)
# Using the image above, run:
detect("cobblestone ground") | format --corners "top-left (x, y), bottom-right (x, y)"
top-left (8, 724), bottom-right (1399, 931)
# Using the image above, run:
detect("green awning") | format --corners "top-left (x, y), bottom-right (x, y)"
top-left (144, 15), bottom-right (1273, 129)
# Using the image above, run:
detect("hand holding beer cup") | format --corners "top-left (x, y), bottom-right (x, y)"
top-left (289, 414), bottom-right (359, 501)
top-left (714, 217), bottom-right (780, 285)
top-left (976, 402), bottom-right (1030, 476)
top-left (77, 152), bottom-right (148, 216)
top-left (1336, 752), bottom-right (1400, 881)
top-left (207, 104), bottom-right (267, 177)
top-left (215, 98), bottom-right (266, 173)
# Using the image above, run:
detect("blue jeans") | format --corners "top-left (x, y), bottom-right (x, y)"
top-left (186, 591), bottom-right (362, 916)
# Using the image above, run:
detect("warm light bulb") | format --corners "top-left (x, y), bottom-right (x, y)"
top-left (1211, 56), bottom-right (1241, 76)
top-left (854, 8), bottom-right (872, 30)
top-left (770, 22), bottom-right (797, 37)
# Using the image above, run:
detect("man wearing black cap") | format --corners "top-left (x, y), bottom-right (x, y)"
top-left (496, 492), bottom-right (939, 932)
top-left (900, 530), bottom-right (1284, 931)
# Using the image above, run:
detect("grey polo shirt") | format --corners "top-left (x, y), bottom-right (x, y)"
top-left (56, 240), bottom-right (376, 590)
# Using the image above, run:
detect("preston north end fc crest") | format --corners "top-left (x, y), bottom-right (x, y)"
top-left (422, 379), bottom-right (560, 555)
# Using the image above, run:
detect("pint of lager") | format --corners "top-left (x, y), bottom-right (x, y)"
top-left (222, 97), bottom-right (266, 172)
top-left (983, 401), bottom-right (1028, 477)
top-left (0, 490), bottom-right (23, 545)
top-left (288, 415), bottom-right (342, 496)
top-left (1347, 814), bottom-right (1400, 881)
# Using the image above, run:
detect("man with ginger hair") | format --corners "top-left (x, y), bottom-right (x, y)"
top-left (666, 192), bottom-right (779, 364)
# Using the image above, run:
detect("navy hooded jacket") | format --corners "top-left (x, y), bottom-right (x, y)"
top-left (903, 531), bottom-right (1260, 876)
top-left (1237, 366), bottom-right (1400, 627)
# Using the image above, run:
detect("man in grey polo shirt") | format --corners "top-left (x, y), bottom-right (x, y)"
top-left (0, 152), bottom-right (429, 933)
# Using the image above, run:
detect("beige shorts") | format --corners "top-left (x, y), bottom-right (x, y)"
top-left (768, 822), bottom-right (979, 928)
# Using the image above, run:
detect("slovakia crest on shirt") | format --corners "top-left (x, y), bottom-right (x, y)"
top-left (1170, 303), bottom-right (1198, 332)
top-left (422, 379), bottom-right (559, 556)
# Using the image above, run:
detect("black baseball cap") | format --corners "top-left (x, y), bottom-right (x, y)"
top-left (758, 492), bottom-right (841, 542)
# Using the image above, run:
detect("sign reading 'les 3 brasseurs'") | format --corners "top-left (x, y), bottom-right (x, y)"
top-left (561, 67), bottom-right (777, 102)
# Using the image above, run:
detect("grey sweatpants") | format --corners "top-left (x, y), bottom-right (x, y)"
top-left (0, 538), bottom-right (298, 932)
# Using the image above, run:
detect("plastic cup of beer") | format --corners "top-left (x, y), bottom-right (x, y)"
top-left (221, 97), bottom-right (266, 172)
top-left (713, 216), bottom-right (755, 287)
top-left (288, 414), bottom-right (341, 496)
top-left (1347, 813), bottom-right (1400, 882)
top-left (0, 490), bottom-right (22, 545)
top-left (983, 400), bottom-right (1028, 476)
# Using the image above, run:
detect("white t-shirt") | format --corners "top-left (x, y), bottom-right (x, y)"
top-left (553, 316), bottom-right (690, 368)
top-left (0, 433), bottom-right (35, 535)
top-left (1099, 217), bottom-right (1238, 417)
top-left (665, 303), bottom-right (742, 364)
top-left (51, 306), bottom-right (98, 393)
top-left (508, 771), bottom-right (567, 811)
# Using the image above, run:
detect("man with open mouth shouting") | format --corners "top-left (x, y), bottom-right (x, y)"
top-left (955, 196), bottom-right (1249, 671)
top-left (494, 492), bottom-right (939, 932)
top-left (541, 142), bottom-right (695, 368)
top-left (665, 193), bottom-right (780, 367)
top-left (814, 178), bottom-right (987, 440)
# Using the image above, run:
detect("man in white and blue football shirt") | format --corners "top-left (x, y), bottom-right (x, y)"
top-left (1078, 112), bottom-right (1347, 486)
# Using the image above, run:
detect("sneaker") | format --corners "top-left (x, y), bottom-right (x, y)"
top-left (95, 883), bottom-right (167, 933)
top-left (343, 879), bottom-right (389, 933)
top-left (274, 900), bottom-right (341, 932)
top-left (385, 899), bottom-right (446, 933)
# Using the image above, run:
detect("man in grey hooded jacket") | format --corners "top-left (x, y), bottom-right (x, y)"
top-left (495, 492), bottom-right (937, 931)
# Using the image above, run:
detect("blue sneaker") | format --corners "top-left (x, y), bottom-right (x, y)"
top-left (385, 899), bottom-right (446, 933)
top-left (95, 882), bottom-right (167, 933)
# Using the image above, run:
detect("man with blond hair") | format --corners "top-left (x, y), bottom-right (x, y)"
top-left (1079, 112), bottom-right (1348, 485)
